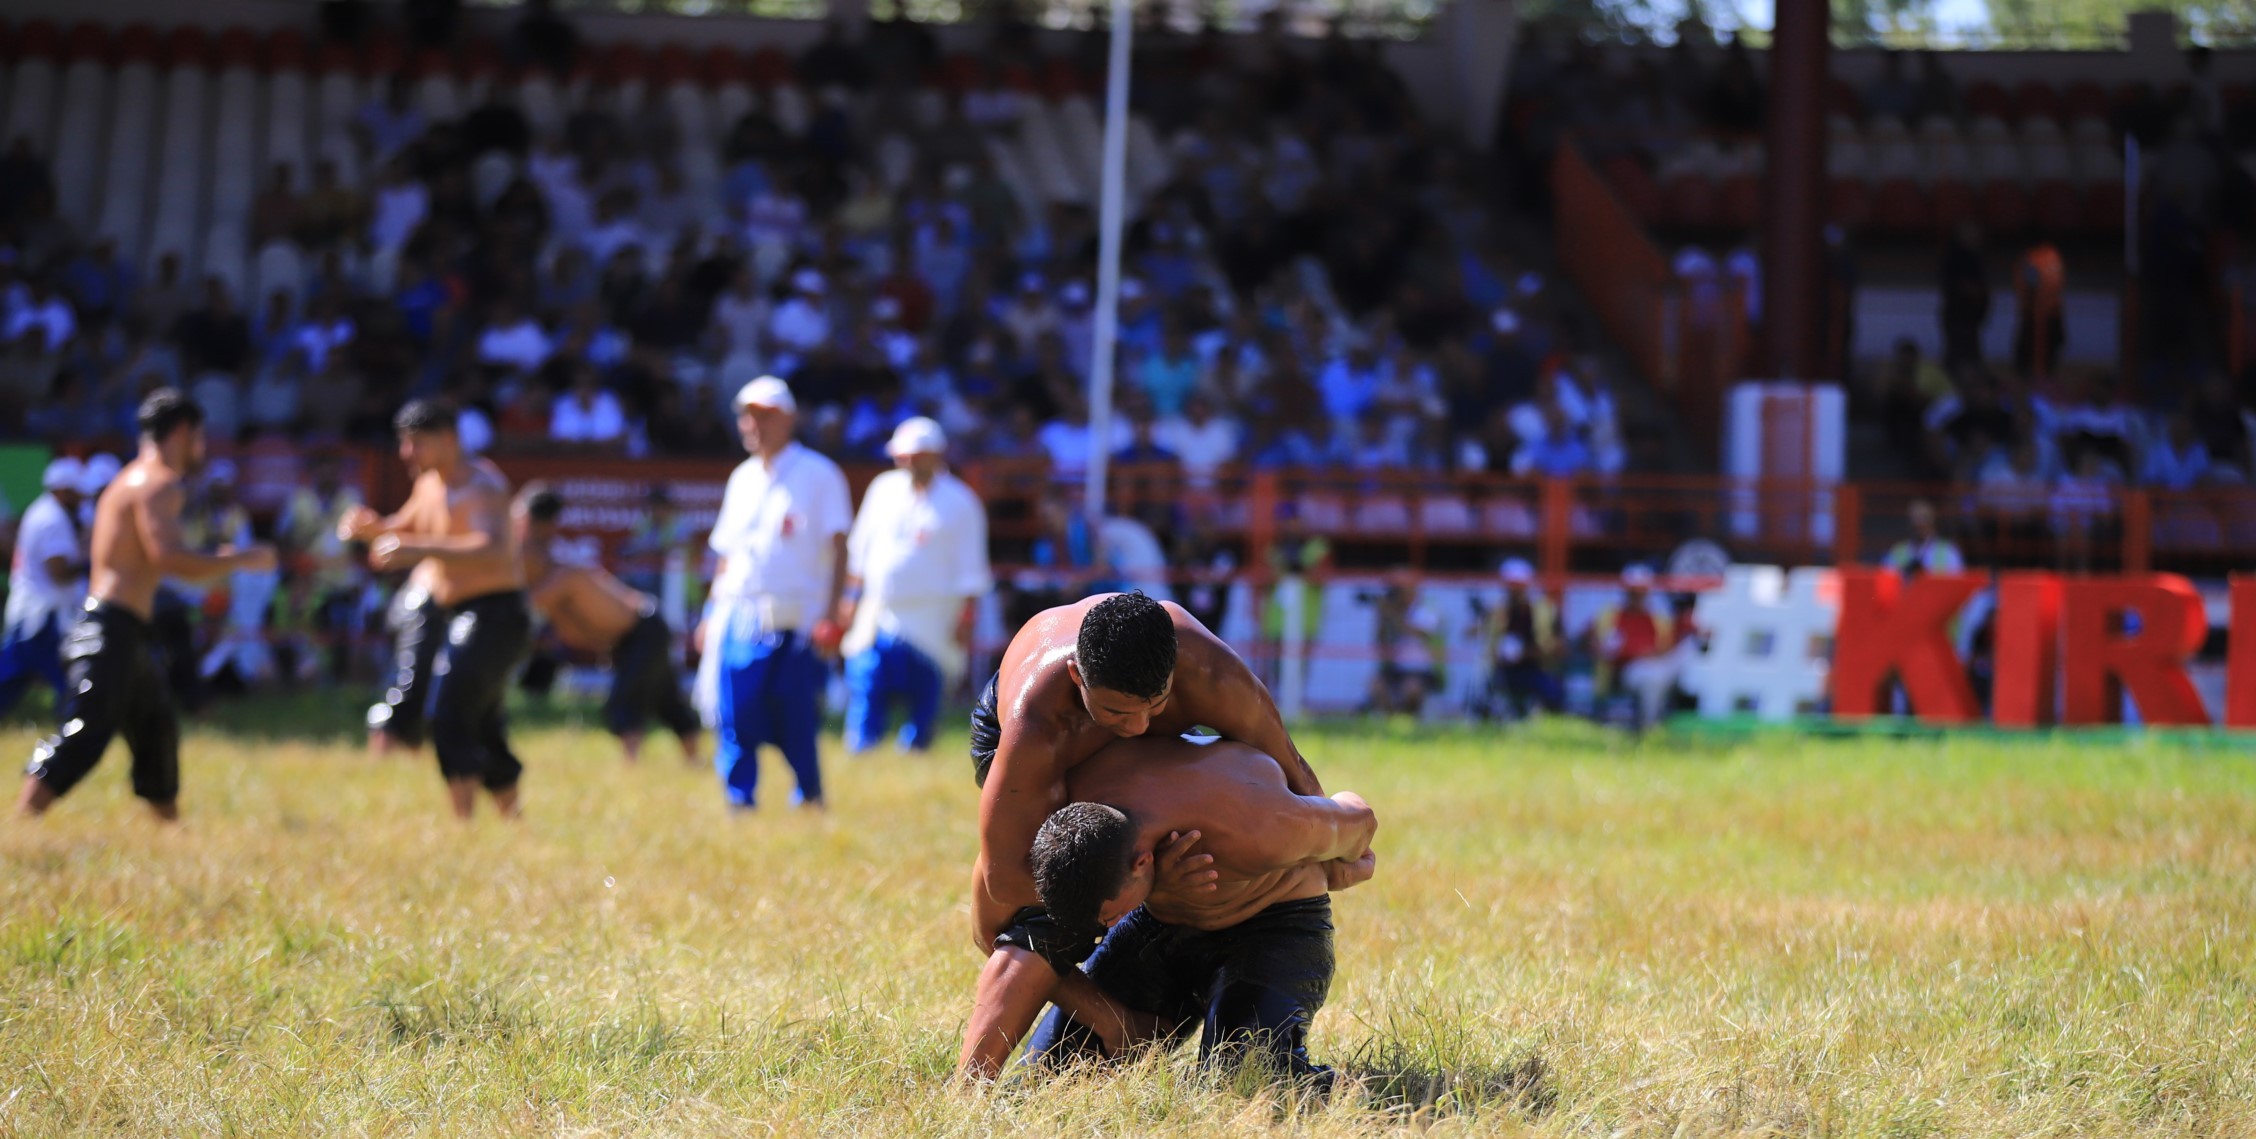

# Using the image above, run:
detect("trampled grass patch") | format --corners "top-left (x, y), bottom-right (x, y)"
top-left (1, 704), bottom-right (2252, 1136)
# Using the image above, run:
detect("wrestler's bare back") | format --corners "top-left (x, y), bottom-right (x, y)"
top-left (526, 559), bottom-right (646, 655)
top-left (976, 594), bottom-right (1324, 943)
top-left (1065, 736), bottom-right (1335, 930)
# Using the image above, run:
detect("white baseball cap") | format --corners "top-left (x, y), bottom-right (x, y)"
top-left (886, 416), bottom-right (947, 457)
top-left (732, 376), bottom-right (797, 414)
top-left (205, 458), bottom-right (238, 485)
top-left (1491, 307), bottom-right (1522, 335)
top-left (1622, 564), bottom-right (1656, 588)
top-left (42, 457), bottom-right (85, 491)
top-left (79, 453), bottom-right (121, 495)
top-left (790, 267), bottom-right (826, 294)
top-left (1500, 557), bottom-right (1534, 585)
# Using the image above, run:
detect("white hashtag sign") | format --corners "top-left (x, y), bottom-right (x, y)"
top-left (1683, 565), bottom-right (1841, 722)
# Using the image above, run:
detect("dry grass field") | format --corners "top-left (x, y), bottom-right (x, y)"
top-left (2, 700), bottom-right (2253, 1137)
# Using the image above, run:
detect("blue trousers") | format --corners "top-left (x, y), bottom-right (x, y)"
top-left (0, 614), bottom-right (65, 719)
top-left (714, 627), bottom-right (826, 807)
top-left (843, 633), bottom-right (943, 753)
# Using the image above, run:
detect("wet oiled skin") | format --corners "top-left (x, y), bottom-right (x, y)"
top-left (1065, 735), bottom-right (1331, 930)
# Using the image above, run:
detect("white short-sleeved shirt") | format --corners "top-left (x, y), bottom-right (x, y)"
top-left (708, 442), bottom-right (853, 631)
top-left (5, 493), bottom-right (82, 631)
top-left (849, 469), bottom-right (991, 605)
top-left (846, 468), bottom-right (991, 669)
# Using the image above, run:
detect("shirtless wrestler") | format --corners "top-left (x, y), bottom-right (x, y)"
top-left (956, 733), bottom-right (1377, 1082)
top-left (959, 592), bottom-right (1373, 1071)
top-left (514, 482), bottom-right (702, 764)
top-left (338, 400), bottom-right (530, 818)
top-left (17, 389), bottom-right (277, 819)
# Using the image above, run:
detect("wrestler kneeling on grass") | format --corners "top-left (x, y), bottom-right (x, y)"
top-left (955, 733), bottom-right (1377, 1086)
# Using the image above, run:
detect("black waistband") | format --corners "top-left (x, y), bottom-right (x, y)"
top-left (449, 589), bottom-right (528, 613)
top-left (1257, 895), bottom-right (1333, 917)
top-left (81, 598), bottom-right (153, 633)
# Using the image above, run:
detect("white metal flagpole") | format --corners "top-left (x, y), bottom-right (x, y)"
top-left (1084, 0), bottom-right (1133, 524)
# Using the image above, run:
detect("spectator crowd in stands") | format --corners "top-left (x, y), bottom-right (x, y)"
top-left (0, 13), bottom-right (1628, 502)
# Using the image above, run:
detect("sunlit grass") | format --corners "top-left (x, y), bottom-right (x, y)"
top-left (2, 706), bottom-right (2252, 1136)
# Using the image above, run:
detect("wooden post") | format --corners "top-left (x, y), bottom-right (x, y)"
top-left (1834, 483), bottom-right (1863, 567)
top-left (1539, 477), bottom-right (1572, 584)
top-left (2122, 489), bottom-right (2152, 574)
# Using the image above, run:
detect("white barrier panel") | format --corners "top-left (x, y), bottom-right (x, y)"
top-left (1684, 565), bottom-right (1839, 722)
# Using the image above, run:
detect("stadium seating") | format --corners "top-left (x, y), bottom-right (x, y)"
top-left (4, 21), bottom-right (59, 154)
top-left (95, 47), bottom-right (157, 261)
top-left (146, 32), bottom-right (213, 277)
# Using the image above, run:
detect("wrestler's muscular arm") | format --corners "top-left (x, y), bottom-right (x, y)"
top-left (1173, 614), bottom-right (1325, 796)
top-left (376, 480), bottom-right (513, 570)
top-left (337, 475), bottom-right (436, 543)
top-left (971, 709), bottom-right (1068, 950)
top-left (140, 481), bottom-right (275, 581)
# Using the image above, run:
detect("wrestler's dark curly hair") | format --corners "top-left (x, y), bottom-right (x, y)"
top-left (515, 481), bottom-right (564, 523)
top-left (1031, 802), bottom-right (1139, 938)
top-left (1075, 592), bottom-right (1176, 699)
top-left (137, 387), bottom-right (204, 442)
top-left (393, 398), bottom-right (459, 437)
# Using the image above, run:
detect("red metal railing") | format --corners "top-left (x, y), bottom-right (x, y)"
top-left (345, 451), bottom-right (2256, 581)
top-left (1553, 140), bottom-right (1751, 448)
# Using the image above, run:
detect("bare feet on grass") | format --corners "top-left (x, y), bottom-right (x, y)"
top-left (16, 776), bottom-right (56, 817)
top-left (446, 780), bottom-right (524, 820)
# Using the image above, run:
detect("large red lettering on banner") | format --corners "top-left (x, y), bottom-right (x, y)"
top-left (1991, 573), bottom-right (2063, 727)
top-left (2059, 576), bottom-right (2209, 725)
top-left (1830, 570), bottom-right (1984, 722)
top-left (2227, 577), bottom-right (2256, 728)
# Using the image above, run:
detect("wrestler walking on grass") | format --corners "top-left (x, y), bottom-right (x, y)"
top-left (338, 400), bottom-right (529, 819)
top-left (18, 389), bottom-right (276, 820)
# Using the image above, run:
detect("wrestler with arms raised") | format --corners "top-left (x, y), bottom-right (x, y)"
top-left (956, 733), bottom-right (1376, 1082)
top-left (957, 591), bottom-right (1372, 1076)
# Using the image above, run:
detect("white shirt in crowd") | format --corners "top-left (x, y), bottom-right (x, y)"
top-left (550, 389), bottom-right (628, 444)
top-left (369, 181), bottom-right (430, 252)
top-left (477, 319), bottom-right (553, 373)
top-left (712, 290), bottom-right (771, 359)
top-left (1097, 514), bottom-right (1173, 603)
top-left (5, 297), bottom-right (76, 349)
top-left (457, 406), bottom-right (494, 455)
top-left (1153, 414), bottom-right (1240, 481)
top-left (708, 441), bottom-right (853, 632)
top-left (767, 296), bottom-right (831, 356)
top-left (844, 467), bottom-right (991, 678)
top-left (5, 492), bottom-right (81, 632)
top-left (584, 218), bottom-right (650, 267)
top-left (1037, 419), bottom-right (1132, 479)
top-left (292, 318), bottom-right (355, 373)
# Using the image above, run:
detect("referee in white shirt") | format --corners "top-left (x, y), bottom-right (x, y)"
top-left (700, 377), bottom-right (853, 809)
top-left (838, 418), bottom-right (991, 754)
top-left (0, 458), bottom-right (86, 717)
